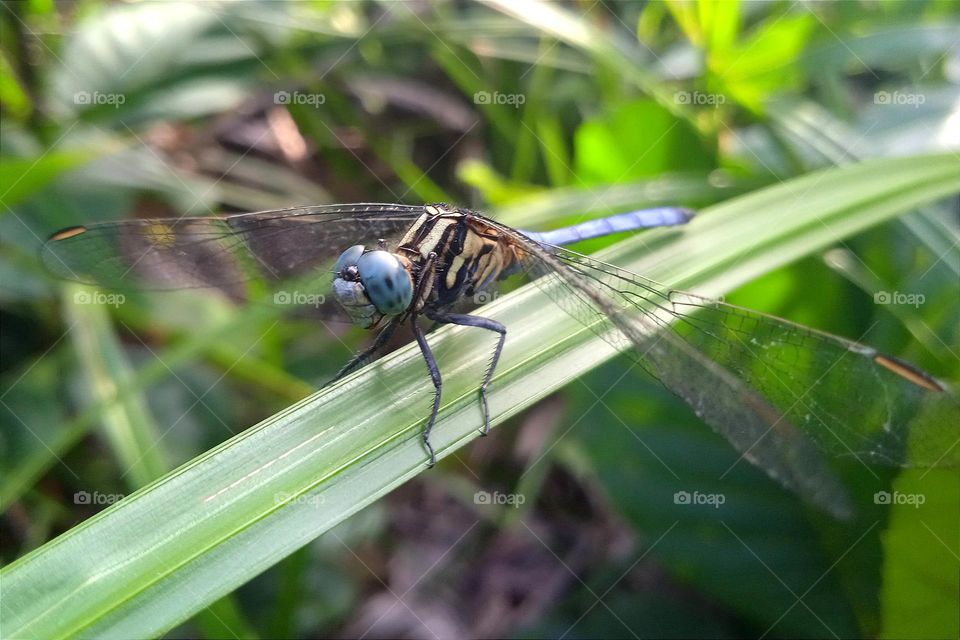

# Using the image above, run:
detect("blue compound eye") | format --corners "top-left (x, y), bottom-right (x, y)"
top-left (356, 250), bottom-right (413, 316)
top-left (334, 245), bottom-right (365, 277)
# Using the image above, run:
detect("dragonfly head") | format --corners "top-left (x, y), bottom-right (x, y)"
top-left (332, 245), bottom-right (414, 329)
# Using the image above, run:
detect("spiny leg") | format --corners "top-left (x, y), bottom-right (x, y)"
top-left (328, 320), bottom-right (400, 386)
top-left (427, 311), bottom-right (506, 436)
top-left (412, 316), bottom-right (442, 466)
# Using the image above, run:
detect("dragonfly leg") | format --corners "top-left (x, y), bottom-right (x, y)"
top-left (328, 320), bottom-right (399, 386)
top-left (412, 316), bottom-right (441, 466)
top-left (427, 311), bottom-right (506, 437)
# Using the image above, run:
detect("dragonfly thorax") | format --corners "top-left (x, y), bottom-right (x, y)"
top-left (332, 244), bottom-right (414, 329)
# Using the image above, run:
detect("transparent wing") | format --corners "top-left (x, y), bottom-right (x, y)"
top-left (41, 203), bottom-right (427, 293)
top-left (510, 234), bottom-right (958, 518)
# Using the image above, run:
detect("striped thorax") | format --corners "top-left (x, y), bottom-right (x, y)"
top-left (331, 204), bottom-right (526, 330)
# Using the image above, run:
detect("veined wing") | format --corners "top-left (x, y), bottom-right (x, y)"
top-left (41, 203), bottom-right (428, 297)
top-left (507, 230), bottom-right (958, 517)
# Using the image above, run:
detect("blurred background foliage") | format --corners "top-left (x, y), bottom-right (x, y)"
top-left (1, 0), bottom-right (958, 638)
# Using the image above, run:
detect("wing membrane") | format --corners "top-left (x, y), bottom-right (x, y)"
top-left (509, 233), bottom-right (958, 517)
top-left (41, 203), bottom-right (427, 294)
top-left (666, 291), bottom-right (955, 466)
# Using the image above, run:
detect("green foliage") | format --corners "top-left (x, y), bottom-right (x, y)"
top-left (1, 1), bottom-right (957, 638)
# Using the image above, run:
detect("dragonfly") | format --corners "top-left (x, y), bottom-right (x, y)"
top-left (42, 203), bottom-right (957, 517)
